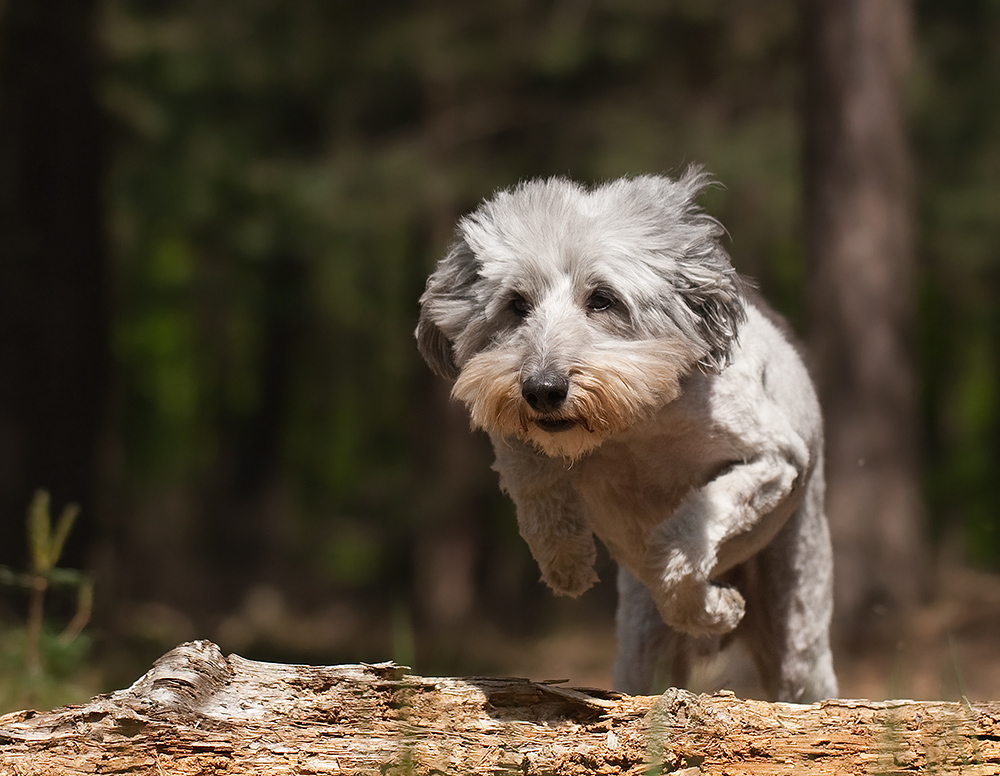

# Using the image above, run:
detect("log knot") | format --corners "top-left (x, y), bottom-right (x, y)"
top-left (123, 639), bottom-right (233, 713)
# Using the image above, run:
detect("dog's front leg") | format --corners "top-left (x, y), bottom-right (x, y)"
top-left (645, 453), bottom-right (805, 636)
top-left (493, 442), bottom-right (599, 597)
top-left (514, 481), bottom-right (600, 597)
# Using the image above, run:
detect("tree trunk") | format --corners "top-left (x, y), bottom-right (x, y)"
top-left (802, 0), bottom-right (927, 646)
top-left (2, 641), bottom-right (999, 775)
top-left (0, 0), bottom-right (110, 570)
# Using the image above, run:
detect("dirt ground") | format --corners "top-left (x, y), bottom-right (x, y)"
top-left (111, 562), bottom-right (1000, 706)
top-left (431, 565), bottom-right (1000, 703)
top-left (837, 565), bottom-right (1000, 702)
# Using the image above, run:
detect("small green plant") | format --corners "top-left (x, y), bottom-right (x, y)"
top-left (0, 490), bottom-right (96, 712)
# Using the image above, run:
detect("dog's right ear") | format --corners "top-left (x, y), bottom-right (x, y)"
top-left (416, 236), bottom-right (480, 381)
top-left (415, 313), bottom-right (458, 380)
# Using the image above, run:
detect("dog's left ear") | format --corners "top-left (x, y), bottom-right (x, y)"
top-left (675, 253), bottom-right (747, 373)
top-left (665, 167), bottom-right (747, 373)
top-left (416, 236), bottom-right (480, 381)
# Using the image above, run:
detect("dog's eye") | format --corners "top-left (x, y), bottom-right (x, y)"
top-left (509, 293), bottom-right (531, 318)
top-left (586, 290), bottom-right (615, 312)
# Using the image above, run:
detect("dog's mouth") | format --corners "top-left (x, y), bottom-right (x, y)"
top-left (534, 418), bottom-right (578, 433)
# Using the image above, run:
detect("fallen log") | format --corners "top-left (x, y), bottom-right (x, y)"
top-left (1, 640), bottom-right (999, 775)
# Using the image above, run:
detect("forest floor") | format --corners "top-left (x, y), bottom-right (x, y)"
top-left (67, 561), bottom-right (1000, 712)
top-left (416, 563), bottom-right (1000, 704)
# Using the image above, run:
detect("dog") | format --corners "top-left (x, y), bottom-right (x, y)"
top-left (416, 167), bottom-right (837, 702)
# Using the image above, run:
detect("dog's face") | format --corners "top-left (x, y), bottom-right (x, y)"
top-left (417, 167), bottom-right (746, 459)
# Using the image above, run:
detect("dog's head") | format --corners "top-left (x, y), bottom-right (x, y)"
top-left (416, 166), bottom-right (746, 459)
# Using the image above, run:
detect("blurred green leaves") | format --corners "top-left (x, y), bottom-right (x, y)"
top-left (28, 492), bottom-right (81, 578)
top-left (94, 0), bottom-right (1000, 613)
top-left (0, 492), bottom-right (94, 712)
top-left (915, 0), bottom-right (1000, 564)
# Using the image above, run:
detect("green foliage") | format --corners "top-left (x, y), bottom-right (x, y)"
top-left (0, 627), bottom-right (95, 714)
top-left (94, 0), bottom-right (1000, 620)
top-left (0, 492), bottom-right (96, 713)
top-left (914, 0), bottom-right (1000, 564)
top-left (28, 491), bottom-right (81, 577)
top-left (102, 0), bottom-right (806, 605)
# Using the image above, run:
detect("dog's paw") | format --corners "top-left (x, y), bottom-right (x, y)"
top-left (540, 562), bottom-right (600, 598)
top-left (655, 581), bottom-right (745, 636)
top-left (699, 584), bottom-right (746, 633)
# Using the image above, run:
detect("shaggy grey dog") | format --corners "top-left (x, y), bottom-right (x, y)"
top-left (416, 167), bottom-right (837, 702)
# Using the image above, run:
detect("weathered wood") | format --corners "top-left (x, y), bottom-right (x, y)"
top-left (1, 641), bottom-right (999, 775)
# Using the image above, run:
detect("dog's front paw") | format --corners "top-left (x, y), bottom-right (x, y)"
top-left (698, 584), bottom-right (746, 633)
top-left (540, 560), bottom-right (600, 598)
top-left (654, 579), bottom-right (745, 636)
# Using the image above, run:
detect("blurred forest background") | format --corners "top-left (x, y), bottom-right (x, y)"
top-left (1, 0), bottom-right (1000, 710)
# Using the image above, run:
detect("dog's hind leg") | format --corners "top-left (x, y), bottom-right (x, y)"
top-left (614, 566), bottom-right (670, 694)
top-left (614, 566), bottom-right (708, 695)
top-left (739, 475), bottom-right (837, 702)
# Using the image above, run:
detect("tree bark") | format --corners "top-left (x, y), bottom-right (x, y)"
top-left (2, 641), bottom-right (999, 775)
top-left (802, 0), bottom-right (927, 645)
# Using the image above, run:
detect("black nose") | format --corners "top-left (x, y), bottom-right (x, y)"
top-left (521, 372), bottom-right (569, 412)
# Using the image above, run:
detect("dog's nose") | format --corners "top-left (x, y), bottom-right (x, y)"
top-left (522, 372), bottom-right (569, 412)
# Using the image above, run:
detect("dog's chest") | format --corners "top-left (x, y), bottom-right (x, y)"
top-left (571, 424), bottom-right (723, 565)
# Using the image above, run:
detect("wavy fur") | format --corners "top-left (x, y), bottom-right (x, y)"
top-left (416, 167), bottom-right (837, 703)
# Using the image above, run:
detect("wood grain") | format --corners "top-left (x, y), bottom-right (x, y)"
top-left (1, 640), bottom-right (999, 774)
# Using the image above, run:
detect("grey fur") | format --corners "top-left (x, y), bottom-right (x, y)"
top-left (416, 167), bottom-right (837, 702)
